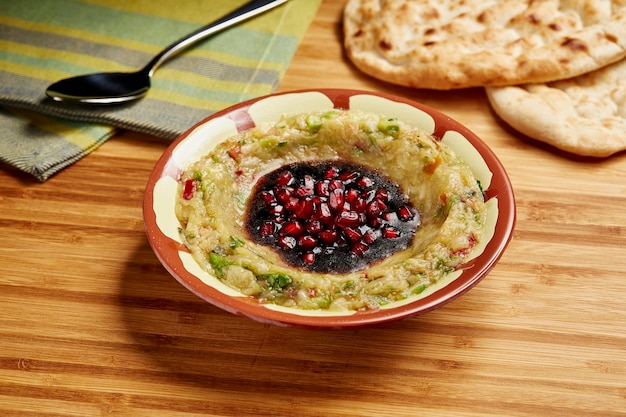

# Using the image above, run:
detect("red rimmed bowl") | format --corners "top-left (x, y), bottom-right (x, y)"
top-left (143, 89), bottom-right (515, 329)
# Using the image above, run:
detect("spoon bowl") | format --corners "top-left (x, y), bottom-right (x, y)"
top-left (47, 71), bottom-right (151, 104)
top-left (45, 0), bottom-right (288, 105)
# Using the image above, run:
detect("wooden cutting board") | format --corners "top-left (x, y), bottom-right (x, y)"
top-left (0, 1), bottom-right (625, 416)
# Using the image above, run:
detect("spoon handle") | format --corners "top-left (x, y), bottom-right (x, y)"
top-left (143, 0), bottom-right (289, 76)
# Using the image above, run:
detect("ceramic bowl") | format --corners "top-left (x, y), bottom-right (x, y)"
top-left (143, 89), bottom-right (515, 329)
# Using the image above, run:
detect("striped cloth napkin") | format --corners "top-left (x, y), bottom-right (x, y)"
top-left (0, 0), bottom-right (321, 181)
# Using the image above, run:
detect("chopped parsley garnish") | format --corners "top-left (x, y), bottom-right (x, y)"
top-left (258, 273), bottom-right (293, 290)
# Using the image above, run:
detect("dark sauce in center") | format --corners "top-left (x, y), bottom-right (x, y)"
top-left (245, 160), bottom-right (421, 274)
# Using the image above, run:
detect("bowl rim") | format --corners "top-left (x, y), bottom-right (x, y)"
top-left (143, 88), bottom-right (516, 329)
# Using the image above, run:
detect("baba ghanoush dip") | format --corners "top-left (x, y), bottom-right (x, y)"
top-left (176, 109), bottom-right (486, 311)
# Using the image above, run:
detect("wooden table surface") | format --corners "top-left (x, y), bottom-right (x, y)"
top-left (1, 1), bottom-right (625, 416)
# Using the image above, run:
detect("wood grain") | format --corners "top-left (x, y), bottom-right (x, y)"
top-left (1, 1), bottom-right (625, 416)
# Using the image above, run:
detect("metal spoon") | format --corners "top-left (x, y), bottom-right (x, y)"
top-left (45, 0), bottom-right (288, 104)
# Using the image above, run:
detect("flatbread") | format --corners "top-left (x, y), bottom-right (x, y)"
top-left (343, 0), bottom-right (626, 90)
top-left (486, 58), bottom-right (626, 157)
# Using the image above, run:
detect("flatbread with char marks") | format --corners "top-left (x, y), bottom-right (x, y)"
top-left (486, 58), bottom-right (626, 157)
top-left (343, 0), bottom-right (626, 90)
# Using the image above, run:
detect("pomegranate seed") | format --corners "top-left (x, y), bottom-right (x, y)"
top-left (282, 221), bottom-right (304, 237)
top-left (324, 166), bottom-right (339, 179)
top-left (382, 227), bottom-right (400, 239)
top-left (275, 187), bottom-right (292, 204)
top-left (366, 201), bottom-right (381, 218)
top-left (375, 189), bottom-right (389, 203)
top-left (339, 171), bottom-right (359, 182)
top-left (328, 179), bottom-right (344, 191)
top-left (298, 235), bottom-right (318, 251)
top-left (363, 229), bottom-right (378, 244)
top-left (277, 236), bottom-right (296, 250)
top-left (343, 227), bottom-right (362, 242)
top-left (352, 197), bottom-right (366, 213)
top-left (182, 179), bottom-right (196, 200)
top-left (285, 197), bottom-right (299, 212)
top-left (277, 170), bottom-right (293, 186)
top-left (259, 190), bottom-right (275, 205)
top-left (337, 211), bottom-right (360, 228)
top-left (351, 242), bottom-right (369, 256)
top-left (345, 188), bottom-right (360, 204)
top-left (357, 176), bottom-right (373, 187)
top-left (295, 186), bottom-right (313, 198)
top-left (398, 205), bottom-right (414, 221)
top-left (362, 189), bottom-right (376, 202)
top-left (295, 198), bottom-right (315, 219)
top-left (305, 220), bottom-right (323, 235)
top-left (328, 188), bottom-right (344, 211)
top-left (383, 211), bottom-right (397, 222)
top-left (318, 230), bottom-right (339, 244)
top-left (302, 252), bottom-right (316, 264)
top-left (318, 202), bottom-right (333, 224)
top-left (259, 221), bottom-right (275, 237)
top-left (368, 217), bottom-right (383, 228)
top-left (315, 181), bottom-right (329, 196)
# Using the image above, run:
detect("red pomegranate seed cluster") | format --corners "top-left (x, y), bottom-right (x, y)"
top-left (246, 161), bottom-right (421, 273)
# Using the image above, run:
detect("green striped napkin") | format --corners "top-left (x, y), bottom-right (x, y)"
top-left (0, 0), bottom-right (321, 181)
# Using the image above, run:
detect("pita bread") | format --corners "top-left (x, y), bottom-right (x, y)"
top-left (343, 0), bottom-right (626, 90)
top-left (486, 58), bottom-right (626, 157)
